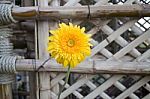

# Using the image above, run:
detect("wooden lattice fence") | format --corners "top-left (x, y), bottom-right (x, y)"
top-left (0, 0), bottom-right (149, 99)
top-left (34, 0), bottom-right (150, 99)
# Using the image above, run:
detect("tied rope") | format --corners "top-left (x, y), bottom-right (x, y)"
top-left (0, 55), bottom-right (16, 84)
top-left (0, 27), bottom-right (15, 84)
top-left (0, 55), bottom-right (16, 73)
top-left (0, 4), bottom-right (17, 25)
top-left (0, 27), bottom-right (13, 56)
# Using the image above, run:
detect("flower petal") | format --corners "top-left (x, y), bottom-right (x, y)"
top-left (48, 23), bottom-right (92, 68)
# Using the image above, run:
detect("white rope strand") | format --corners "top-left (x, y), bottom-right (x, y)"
top-left (0, 4), bottom-right (17, 25)
top-left (0, 55), bottom-right (16, 73)
top-left (0, 27), bottom-right (15, 84)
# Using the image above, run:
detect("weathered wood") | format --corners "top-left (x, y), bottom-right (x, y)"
top-left (12, 4), bottom-right (150, 20)
top-left (94, 0), bottom-right (109, 6)
top-left (59, 79), bottom-right (84, 98)
top-left (91, 20), bottom-right (137, 57)
top-left (36, 0), bottom-right (51, 99)
top-left (0, 84), bottom-right (12, 99)
top-left (109, 29), bottom-right (150, 60)
top-left (143, 94), bottom-right (150, 99)
top-left (49, 0), bottom-right (61, 96)
top-left (115, 76), bottom-right (150, 99)
top-left (84, 75), bottom-right (122, 99)
top-left (101, 24), bottom-right (141, 58)
top-left (15, 59), bottom-right (150, 74)
top-left (60, 75), bottom-right (94, 99)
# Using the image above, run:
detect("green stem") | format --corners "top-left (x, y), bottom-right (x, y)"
top-left (57, 65), bottom-right (71, 99)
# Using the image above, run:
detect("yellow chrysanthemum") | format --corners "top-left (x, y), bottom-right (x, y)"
top-left (48, 23), bottom-right (92, 68)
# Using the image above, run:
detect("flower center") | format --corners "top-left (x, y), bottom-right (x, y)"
top-left (67, 39), bottom-right (75, 47)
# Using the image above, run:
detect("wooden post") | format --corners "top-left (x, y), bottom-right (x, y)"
top-left (36, 0), bottom-right (51, 99)
top-left (0, 84), bottom-right (12, 99)
top-left (49, 0), bottom-right (61, 95)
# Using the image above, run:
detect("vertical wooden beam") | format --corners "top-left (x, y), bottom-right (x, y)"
top-left (0, 84), bottom-right (12, 99)
top-left (49, 0), bottom-right (60, 95)
top-left (37, 0), bottom-right (51, 99)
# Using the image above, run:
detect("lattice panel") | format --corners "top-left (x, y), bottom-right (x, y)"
top-left (48, 0), bottom-right (150, 6)
top-left (49, 73), bottom-right (150, 99)
top-left (140, 0), bottom-right (150, 4)
top-left (47, 0), bottom-right (150, 99)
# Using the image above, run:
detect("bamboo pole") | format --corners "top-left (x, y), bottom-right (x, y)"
top-left (15, 59), bottom-right (150, 74)
top-left (36, 0), bottom-right (51, 99)
top-left (12, 4), bottom-right (150, 20)
top-left (49, 0), bottom-right (60, 95)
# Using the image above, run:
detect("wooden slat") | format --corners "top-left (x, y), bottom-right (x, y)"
top-left (124, 0), bottom-right (136, 4)
top-left (50, 0), bottom-right (60, 6)
top-left (114, 81), bottom-right (140, 99)
top-left (143, 83), bottom-right (150, 92)
top-left (94, 60), bottom-right (150, 74)
top-left (50, 91), bottom-right (57, 99)
top-left (12, 4), bottom-right (150, 20)
top-left (136, 49), bottom-right (150, 61)
top-left (86, 81), bottom-right (96, 90)
top-left (100, 92), bottom-right (112, 99)
top-left (115, 76), bottom-right (150, 99)
top-left (142, 93), bottom-right (150, 99)
top-left (100, 48), bottom-right (113, 58)
top-left (49, 73), bottom-right (60, 94)
top-left (84, 75), bottom-right (123, 99)
top-left (103, 74), bottom-right (141, 99)
top-left (88, 20), bottom-right (114, 58)
top-left (86, 81), bottom-right (112, 99)
top-left (88, 19), bottom-right (111, 36)
top-left (109, 29), bottom-right (150, 60)
top-left (64, 0), bottom-right (80, 6)
top-left (59, 79), bottom-right (84, 99)
top-left (49, 0), bottom-right (60, 94)
top-left (94, 0), bottom-right (109, 6)
top-left (50, 74), bottom-right (66, 88)
top-left (91, 20), bottom-right (137, 57)
top-left (102, 74), bottom-right (140, 99)
top-left (102, 24), bottom-right (141, 58)
top-left (29, 1), bottom-right (38, 99)
top-left (36, 0), bottom-right (51, 99)
top-left (87, 26), bottom-right (98, 36)
top-left (60, 75), bottom-right (94, 99)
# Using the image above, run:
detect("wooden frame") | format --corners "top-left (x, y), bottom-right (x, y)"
top-left (16, 59), bottom-right (150, 74)
top-left (0, 0), bottom-right (150, 99)
top-left (12, 4), bottom-right (150, 20)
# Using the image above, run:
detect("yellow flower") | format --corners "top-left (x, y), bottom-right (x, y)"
top-left (48, 23), bottom-right (92, 68)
